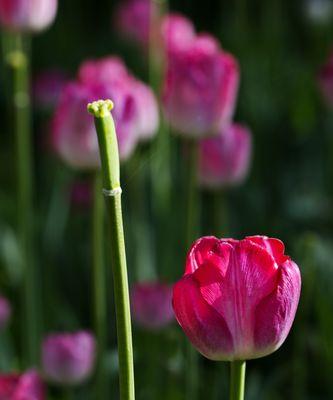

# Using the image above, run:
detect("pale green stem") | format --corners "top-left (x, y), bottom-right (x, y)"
top-left (229, 361), bottom-right (246, 400)
top-left (7, 33), bottom-right (38, 366)
top-left (92, 172), bottom-right (108, 399)
top-left (88, 100), bottom-right (135, 400)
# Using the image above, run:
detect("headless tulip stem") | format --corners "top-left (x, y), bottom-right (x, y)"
top-left (185, 140), bottom-right (200, 400)
top-left (92, 172), bottom-right (108, 399)
top-left (7, 33), bottom-right (38, 366)
top-left (229, 361), bottom-right (246, 400)
top-left (88, 100), bottom-right (135, 400)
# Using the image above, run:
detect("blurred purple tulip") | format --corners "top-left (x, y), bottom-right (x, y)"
top-left (162, 34), bottom-right (239, 137)
top-left (0, 370), bottom-right (45, 400)
top-left (0, 0), bottom-right (58, 32)
top-left (0, 296), bottom-right (11, 330)
top-left (131, 282), bottom-right (174, 331)
top-left (42, 331), bottom-right (96, 386)
top-left (33, 69), bottom-right (67, 111)
top-left (198, 123), bottom-right (252, 188)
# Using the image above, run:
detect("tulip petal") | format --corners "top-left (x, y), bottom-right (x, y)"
top-left (246, 236), bottom-right (289, 264)
top-left (173, 275), bottom-right (233, 360)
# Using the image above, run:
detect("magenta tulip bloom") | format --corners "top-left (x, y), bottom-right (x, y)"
top-left (198, 123), bottom-right (252, 188)
top-left (161, 13), bottom-right (195, 55)
top-left (0, 296), bottom-right (11, 330)
top-left (0, 370), bottom-right (45, 399)
top-left (0, 0), bottom-right (58, 32)
top-left (162, 34), bottom-right (239, 137)
top-left (173, 236), bottom-right (301, 361)
top-left (33, 69), bottom-right (67, 110)
top-left (42, 331), bottom-right (96, 386)
top-left (131, 282), bottom-right (174, 330)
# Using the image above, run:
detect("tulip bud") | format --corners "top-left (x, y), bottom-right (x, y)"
top-left (198, 123), bottom-right (252, 188)
top-left (0, 0), bottom-right (58, 33)
top-left (0, 296), bottom-right (11, 330)
top-left (33, 69), bottom-right (67, 111)
top-left (42, 331), bottom-right (96, 386)
top-left (131, 282), bottom-right (174, 330)
top-left (0, 370), bottom-right (45, 399)
top-left (173, 236), bottom-right (301, 361)
top-left (161, 13), bottom-right (195, 54)
top-left (162, 34), bottom-right (239, 137)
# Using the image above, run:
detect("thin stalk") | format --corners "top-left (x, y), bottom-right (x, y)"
top-left (88, 100), bottom-right (135, 400)
top-left (92, 172), bottom-right (108, 399)
top-left (229, 360), bottom-right (246, 400)
top-left (7, 33), bottom-right (38, 366)
top-left (185, 140), bottom-right (200, 400)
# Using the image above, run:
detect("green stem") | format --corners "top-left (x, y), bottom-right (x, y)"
top-left (185, 140), bottom-right (200, 400)
top-left (88, 100), bottom-right (135, 400)
top-left (8, 33), bottom-right (38, 366)
top-left (229, 361), bottom-right (246, 400)
top-left (92, 172), bottom-right (108, 399)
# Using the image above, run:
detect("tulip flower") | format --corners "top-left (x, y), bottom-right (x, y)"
top-left (161, 13), bottom-right (195, 55)
top-left (198, 123), bottom-right (252, 188)
top-left (318, 50), bottom-right (333, 106)
top-left (52, 57), bottom-right (159, 169)
top-left (33, 69), bottom-right (67, 111)
top-left (131, 282), bottom-right (174, 330)
top-left (162, 34), bottom-right (239, 137)
top-left (42, 331), bottom-right (96, 386)
top-left (0, 295), bottom-right (11, 330)
top-left (0, 370), bottom-right (45, 399)
top-left (0, 0), bottom-right (58, 32)
top-left (173, 235), bottom-right (301, 361)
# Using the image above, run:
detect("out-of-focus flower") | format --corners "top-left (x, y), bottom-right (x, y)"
top-left (162, 34), bottom-right (239, 137)
top-left (304, 0), bottom-right (333, 25)
top-left (114, 0), bottom-right (156, 47)
top-left (69, 180), bottom-right (92, 208)
top-left (198, 123), bottom-right (252, 188)
top-left (33, 69), bottom-right (67, 111)
top-left (0, 0), bottom-right (58, 32)
top-left (0, 370), bottom-right (45, 399)
top-left (318, 51), bottom-right (333, 106)
top-left (52, 57), bottom-right (159, 169)
top-left (0, 296), bottom-right (11, 330)
top-left (173, 236), bottom-right (301, 361)
top-left (161, 13), bottom-right (195, 54)
top-left (131, 282), bottom-right (174, 330)
top-left (42, 331), bottom-right (96, 386)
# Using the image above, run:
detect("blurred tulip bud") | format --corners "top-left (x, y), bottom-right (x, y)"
top-left (161, 13), bottom-right (195, 54)
top-left (162, 34), bottom-right (239, 137)
top-left (42, 331), bottom-right (96, 386)
top-left (131, 282), bottom-right (174, 330)
top-left (173, 236), bottom-right (301, 361)
top-left (198, 123), bottom-right (252, 188)
top-left (33, 69), bottom-right (67, 111)
top-left (0, 296), bottom-right (11, 330)
top-left (0, 370), bottom-right (45, 399)
top-left (0, 0), bottom-right (58, 32)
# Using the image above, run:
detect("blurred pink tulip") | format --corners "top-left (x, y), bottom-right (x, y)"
top-left (0, 296), bottom-right (11, 330)
top-left (131, 282), bottom-right (174, 330)
top-left (198, 123), bottom-right (252, 188)
top-left (0, 0), bottom-right (58, 32)
top-left (0, 370), bottom-right (45, 399)
top-left (318, 51), bottom-right (333, 106)
top-left (173, 236), bottom-right (301, 361)
top-left (42, 331), bottom-right (96, 386)
top-left (161, 13), bottom-right (195, 54)
top-left (33, 69), bottom-right (67, 110)
top-left (162, 34), bottom-right (239, 137)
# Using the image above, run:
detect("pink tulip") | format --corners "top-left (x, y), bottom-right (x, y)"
top-left (114, 0), bottom-right (155, 47)
top-left (162, 34), bottom-right (239, 137)
top-left (198, 123), bottom-right (252, 188)
top-left (42, 331), bottom-right (96, 386)
top-left (173, 235), bottom-right (301, 361)
top-left (0, 0), bottom-right (58, 32)
top-left (161, 13), bottom-right (195, 55)
top-left (0, 296), bottom-right (11, 330)
top-left (318, 50), bottom-right (333, 106)
top-left (131, 282), bottom-right (174, 330)
top-left (0, 370), bottom-right (45, 399)
top-left (33, 69), bottom-right (67, 110)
